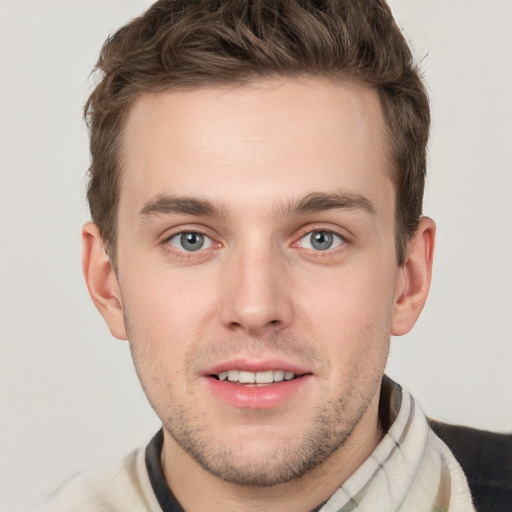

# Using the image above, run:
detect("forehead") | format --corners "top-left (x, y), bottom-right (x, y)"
top-left (119, 78), bottom-right (393, 216)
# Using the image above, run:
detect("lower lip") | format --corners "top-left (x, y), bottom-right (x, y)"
top-left (204, 376), bottom-right (311, 409)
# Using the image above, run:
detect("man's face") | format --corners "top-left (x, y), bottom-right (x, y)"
top-left (115, 78), bottom-right (402, 485)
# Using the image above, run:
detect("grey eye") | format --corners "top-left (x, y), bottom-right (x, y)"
top-left (300, 231), bottom-right (343, 251)
top-left (168, 232), bottom-right (212, 252)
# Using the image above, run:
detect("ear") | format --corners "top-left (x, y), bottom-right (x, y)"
top-left (82, 222), bottom-right (127, 340)
top-left (391, 217), bottom-right (436, 336)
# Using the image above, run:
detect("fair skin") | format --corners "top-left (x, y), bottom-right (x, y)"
top-left (83, 78), bottom-right (434, 512)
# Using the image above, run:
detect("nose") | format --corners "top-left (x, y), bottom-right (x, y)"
top-left (219, 242), bottom-right (293, 336)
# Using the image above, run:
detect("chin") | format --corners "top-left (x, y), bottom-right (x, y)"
top-left (166, 414), bottom-right (353, 487)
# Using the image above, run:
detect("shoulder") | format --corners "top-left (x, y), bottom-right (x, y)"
top-left (31, 445), bottom-right (162, 512)
top-left (429, 419), bottom-right (512, 512)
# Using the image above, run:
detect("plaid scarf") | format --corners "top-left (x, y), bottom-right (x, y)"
top-left (33, 378), bottom-right (477, 512)
top-left (319, 378), bottom-right (476, 512)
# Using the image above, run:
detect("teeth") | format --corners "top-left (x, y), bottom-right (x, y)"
top-left (227, 370), bottom-right (239, 381)
top-left (217, 370), bottom-right (297, 384)
top-left (273, 370), bottom-right (285, 382)
top-left (255, 370), bottom-right (274, 384)
top-left (238, 371), bottom-right (255, 384)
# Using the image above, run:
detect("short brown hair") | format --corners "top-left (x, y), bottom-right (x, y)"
top-left (85, 0), bottom-right (429, 266)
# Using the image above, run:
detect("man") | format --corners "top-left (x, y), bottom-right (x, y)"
top-left (38, 1), bottom-right (511, 511)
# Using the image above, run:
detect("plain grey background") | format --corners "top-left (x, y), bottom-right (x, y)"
top-left (1, 1), bottom-right (511, 510)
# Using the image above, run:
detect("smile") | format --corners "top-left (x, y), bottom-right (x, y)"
top-left (215, 370), bottom-right (297, 385)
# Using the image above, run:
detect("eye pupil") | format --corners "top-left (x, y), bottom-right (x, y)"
top-left (310, 231), bottom-right (333, 250)
top-left (180, 232), bottom-right (204, 251)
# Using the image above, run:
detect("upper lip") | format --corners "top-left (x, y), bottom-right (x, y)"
top-left (203, 358), bottom-right (312, 377)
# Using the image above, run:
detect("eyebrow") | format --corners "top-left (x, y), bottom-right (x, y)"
top-left (279, 191), bottom-right (376, 217)
top-left (139, 191), bottom-right (376, 219)
top-left (139, 195), bottom-right (227, 217)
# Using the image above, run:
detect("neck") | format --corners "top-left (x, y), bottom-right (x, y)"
top-left (161, 393), bottom-right (383, 512)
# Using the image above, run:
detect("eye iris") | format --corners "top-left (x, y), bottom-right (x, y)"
top-left (180, 232), bottom-right (204, 251)
top-left (310, 231), bottom-right (333, 250)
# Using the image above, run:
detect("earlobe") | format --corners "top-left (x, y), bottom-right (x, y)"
top-left (391, 217), bottom-right (436, 336)
top-left (82, 222), bottom-right (128, 340)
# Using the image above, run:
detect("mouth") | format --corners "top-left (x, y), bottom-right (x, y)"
top-left (203, 359), bottom-right (312, 408)
top-left (210, 369), bottom-right (302, 386)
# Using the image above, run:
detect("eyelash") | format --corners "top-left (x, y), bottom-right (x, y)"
top-left (290, 226), bottom-right (349, 259)
top-left (163, 230), bottom-right (218, 260)
top-left (163, 226), bottom-right (347, 259)
top-left (295, 230), bottom-right (346, 251)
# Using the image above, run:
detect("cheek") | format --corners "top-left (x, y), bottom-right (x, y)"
top-left (297, 262), bottom-right (397, 353)
top-left (119, 265), bottom-right (221, 370)
top-left (123, 258), bottom-right (215, 321)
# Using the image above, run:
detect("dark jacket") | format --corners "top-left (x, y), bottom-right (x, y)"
top-left (430, 420), bottom-right (512, 512)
